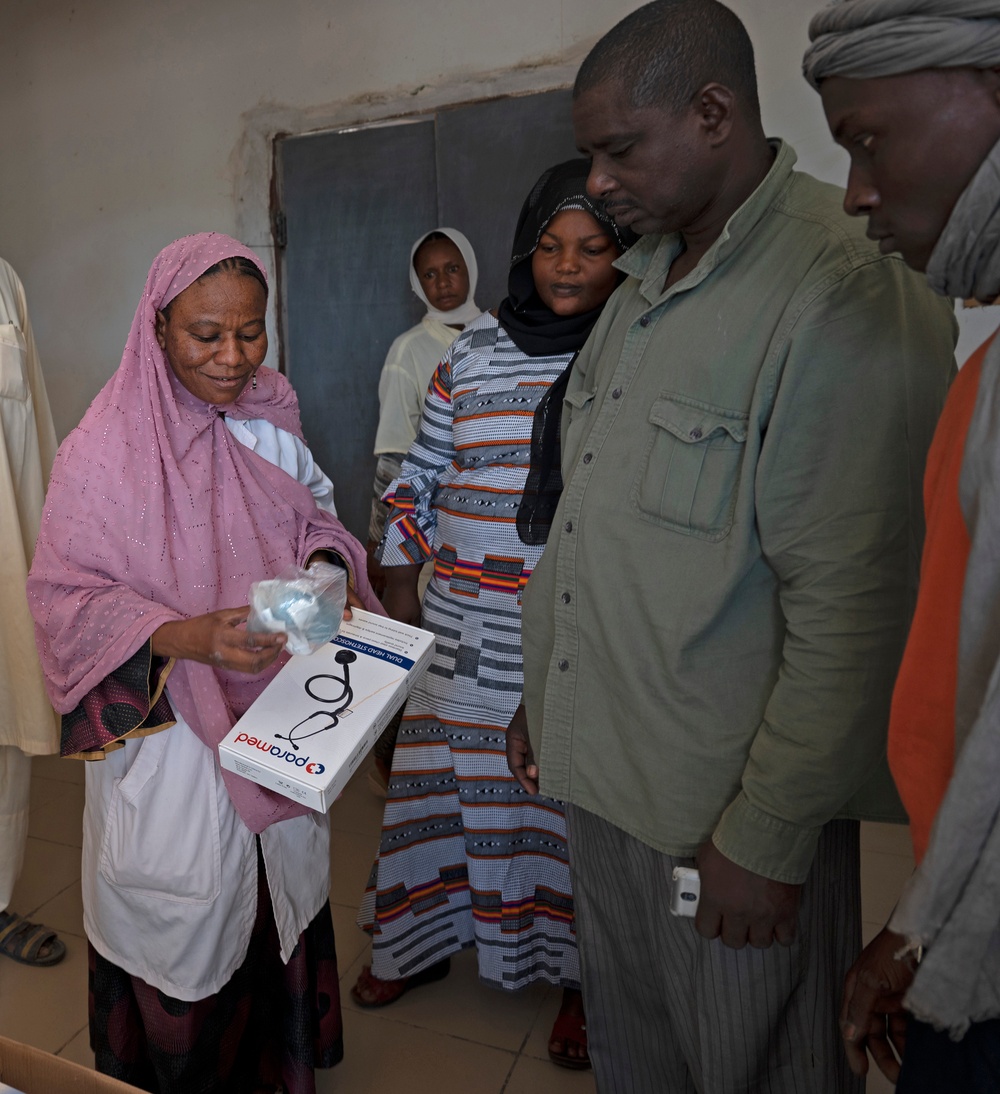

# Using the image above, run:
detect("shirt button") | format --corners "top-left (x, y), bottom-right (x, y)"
top-left (558, 659), bottom-right (570, 672)
top-left (690, 427), bottom-right (703, 439)
top-left (582, 453), bottom-right (593, 464)
top-left (564, 521), bottom-right (573, 533)
top-left (612, 387), bottom-right (622, 399)
top-left (561, 592), bottom-right (571, 604)
top-left (639, 315), bottom-right (650, 327)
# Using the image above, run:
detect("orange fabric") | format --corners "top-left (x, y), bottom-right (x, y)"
top-left (888, 335), bottom-right (993, 863)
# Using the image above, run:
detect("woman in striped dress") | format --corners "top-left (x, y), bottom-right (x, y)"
top-left (353, 160), bottom-right (635, 1069)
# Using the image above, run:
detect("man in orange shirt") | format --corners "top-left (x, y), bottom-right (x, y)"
top-left (804, 3), bottom-right (1000, 1090)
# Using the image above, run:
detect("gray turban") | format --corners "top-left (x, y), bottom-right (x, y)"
top-left (803, 0), bottom-right (1000, 90)
top-left (804, 0), bottom-right (1000, 302)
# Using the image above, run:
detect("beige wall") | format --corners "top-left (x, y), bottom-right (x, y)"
top-left (1, 0), bottom-right (989, 438)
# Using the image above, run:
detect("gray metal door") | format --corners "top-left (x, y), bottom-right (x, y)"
top-left (275, 89), bottom-right (577, 540)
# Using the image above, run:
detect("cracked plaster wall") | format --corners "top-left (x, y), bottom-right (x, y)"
top-left (4, 0), bottom-right (984, 439)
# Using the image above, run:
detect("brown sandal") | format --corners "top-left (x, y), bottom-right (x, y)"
top-left (350, 957), bottom-right (450, 1008)
top-left (548, 991), bottom-right (591, 1070)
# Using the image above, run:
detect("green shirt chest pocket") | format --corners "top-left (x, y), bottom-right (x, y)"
top-left (562, 387), bottom-right (596, 459)
top-left (631, 394), bottom-right (748, 540)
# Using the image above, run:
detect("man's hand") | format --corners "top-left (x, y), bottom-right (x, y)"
top-left (840, 927), bottom-right (914, 1081)
top-left (505, 703), bottom-right (539, 795)
top-left (695, 840), bottom-right (802, 949)
top-left (151, 608), bottom-right (286, 674)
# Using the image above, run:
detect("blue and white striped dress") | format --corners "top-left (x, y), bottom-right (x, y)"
top-left (358, 312), bottom-right (579, 991)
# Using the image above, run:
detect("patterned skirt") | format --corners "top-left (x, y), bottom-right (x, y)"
top-left (89, 842), bottom-right (342, 1094)
top-left (358, 580), bottom-right (579, 992)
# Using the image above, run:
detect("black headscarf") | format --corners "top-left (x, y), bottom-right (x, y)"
top-left (508, 159), bottom-right (637, 545)
top-left (496, 158), bottom-right (636, 357)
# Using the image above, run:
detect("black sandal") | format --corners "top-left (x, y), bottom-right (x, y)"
top-left (0, 911), bottom-right (67, 967)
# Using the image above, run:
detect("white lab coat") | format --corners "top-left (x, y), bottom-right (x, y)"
top-left (83, 418), bottom-right (335, 1001)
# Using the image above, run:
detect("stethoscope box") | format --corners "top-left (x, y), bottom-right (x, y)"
top-left (219, 608), bottom-right (435, 811)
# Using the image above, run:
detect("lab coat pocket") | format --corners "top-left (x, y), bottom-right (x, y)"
top-left (0, 324), bottom-right (29, 401)
top-left (631, 394), bottom-right (748, 540)
top-left (99, 731), bottom-right (222, 904)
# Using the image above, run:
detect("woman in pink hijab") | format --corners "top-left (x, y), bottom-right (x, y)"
top-left (28, 233), bottom-right (380, 1094)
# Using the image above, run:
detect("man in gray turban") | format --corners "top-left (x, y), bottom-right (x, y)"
top-left (506, 1), bottom-right (957, 1091)
top-left (804, 3), bottom-right (1000, 1091)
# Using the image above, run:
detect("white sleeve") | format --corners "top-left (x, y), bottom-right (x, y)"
top-left (293, 436), bottom-right (337, 516)
top-left (224, 417), bottom-right (337, 517)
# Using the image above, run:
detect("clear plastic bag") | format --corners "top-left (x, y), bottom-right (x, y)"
top-left (247, 562), bottom-right (348, 656)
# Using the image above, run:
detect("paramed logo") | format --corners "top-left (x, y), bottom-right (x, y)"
top-left (234, 733), bottom-right (326, 774)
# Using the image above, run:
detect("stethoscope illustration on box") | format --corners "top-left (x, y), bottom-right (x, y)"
top-left (275, 648), bottom-right (357, 751)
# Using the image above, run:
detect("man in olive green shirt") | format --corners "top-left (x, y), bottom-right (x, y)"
top-left (506, 3), bottom-right (956, 1091)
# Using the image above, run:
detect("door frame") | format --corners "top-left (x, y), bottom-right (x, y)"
top-left (230, 56), bottom-right (581, 373)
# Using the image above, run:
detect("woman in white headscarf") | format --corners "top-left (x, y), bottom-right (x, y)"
top-left (366, 229), bottom-right (480, 578)
top-left (367, 228), bottom-right (480, 790)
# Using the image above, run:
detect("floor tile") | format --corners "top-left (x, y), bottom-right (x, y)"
top-left (342, 945), bottom-right (547, 1054)
top-left (866, 1064), bottom-right (897, 1094)
top-left (316, 1005), bottom-right (516, 1094)
top-left (0, 933), bottom-right (88, 1052)
top-left (330, 900), bottom-right (370, 978)
top-left (28, 775), bottom-right (68, 815)
top-left (862, 919), bottom-right (883, 947)
top-left (340, 939), bottom-right (371, 987)
top-left (31, 754), bottom-right (85, 785)
top-left (861, 850), bottom-right (915, 925)
top-left (505, 1053), bottom-right (597, 1093)
top-left (27, 780), bottom-right (85, 848)
top-left (522, 983), bottom-right (566, 1062)
top-left (860, 821), bottom-right (915, 859)
top-left (32, 879), bottom-right (85, 940)
top-left (8, 837), bottom-right (81, 917)
top-left (328, 757), bottom-right (388, 837)
top-left (55, 1024), bottom-right (93, 1068)
top-left (329, 826), bottom-right (379, 911)
top-left (9, 734), bottom-right (914, 1093)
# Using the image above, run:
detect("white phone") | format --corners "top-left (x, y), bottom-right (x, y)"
top-left (669, 866), bottom-right (701, 917)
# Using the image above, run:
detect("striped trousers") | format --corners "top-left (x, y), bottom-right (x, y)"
top-left (567, 806), bottom-right (863, 1094)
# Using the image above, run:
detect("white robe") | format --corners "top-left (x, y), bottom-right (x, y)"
top-left (373, 315), bottom-right (461, 456)
top-left (83, 418), bottom-right (335, 1000)
top-left (0, 258), bottom-right (59, 756)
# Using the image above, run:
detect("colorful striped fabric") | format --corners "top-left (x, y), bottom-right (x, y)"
top-left (359, 313), bottom-right (579, 991)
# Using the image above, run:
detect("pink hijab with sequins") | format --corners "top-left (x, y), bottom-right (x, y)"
top-left (28, 232), bottom-right (381, 833)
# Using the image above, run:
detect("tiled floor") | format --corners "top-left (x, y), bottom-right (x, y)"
top-left (1, 753), bottom-right (913, 1093)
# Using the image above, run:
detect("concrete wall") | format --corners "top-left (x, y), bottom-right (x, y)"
top-left (1, 0), bottom-right (993, 438)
